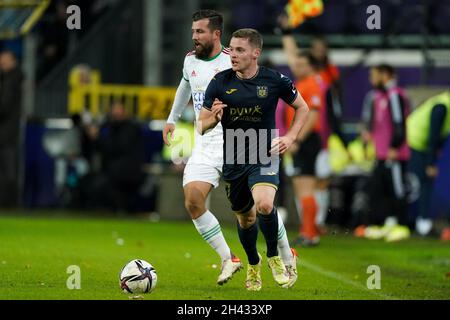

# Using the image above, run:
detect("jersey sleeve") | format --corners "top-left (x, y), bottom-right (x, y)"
top-left (166, 77), bottom-right (192, 124)
top-left (182, 56), bottom-right (190, 82)
top-left (278, 73), bottom-right (298, 106)
top-left (203, 76), bottom-right (220, 110)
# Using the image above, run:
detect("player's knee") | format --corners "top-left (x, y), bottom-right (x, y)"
top-left (255, 200), bottom-right (273, 215)
top-left (184, 199), bottom-right (205, 219)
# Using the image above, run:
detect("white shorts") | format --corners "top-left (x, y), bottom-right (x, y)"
top-left (182, 141), bottom-right (223, 188)
top-left (315, 149), bottom-right (332, 179)
top-left (183, 162), bottom-right (222, 188)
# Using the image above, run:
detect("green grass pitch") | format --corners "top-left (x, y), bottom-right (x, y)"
top-left (0, 213), bottom-right (449, 300)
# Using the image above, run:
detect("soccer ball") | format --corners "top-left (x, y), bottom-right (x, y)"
top-left (119, 259), bottom-right (157, 294)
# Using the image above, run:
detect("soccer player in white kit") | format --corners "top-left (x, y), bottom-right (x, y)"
top-left (163, 10), bottom-right (297, 287)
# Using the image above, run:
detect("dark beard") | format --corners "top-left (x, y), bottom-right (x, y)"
top-left (194, 42), bottom-right (214, 59)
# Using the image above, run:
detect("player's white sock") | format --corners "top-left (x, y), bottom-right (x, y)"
top-left (193, 210), bottom-right (232, 261)
top-left (315, 190), bottom-right (329, 226)
top-left (277, 212), bottom-right (293, 265)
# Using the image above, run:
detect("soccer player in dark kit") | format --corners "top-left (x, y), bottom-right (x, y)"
top-left (198, 29), bottom-right (309, 291)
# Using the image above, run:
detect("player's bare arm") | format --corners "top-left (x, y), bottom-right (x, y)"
top-left (270, 94), bottom-right (309, 155)
top-left (278, 14), bottom-right (300, 78)
top-left (198, 98), bottom-right (227, 135)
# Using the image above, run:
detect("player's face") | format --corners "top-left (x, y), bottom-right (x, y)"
top-left (0, 52), bottom-right (16, 72)
top-left (311, 39), bottom-right (327, 62)
top-left (370, 68), bottom-right (383, 88)
top-left (111, 103), bottom-right (126, 121)
top-left (191, 19), bottom-right (216, 59)
top-left (229, 37), bottom-right (260, 73)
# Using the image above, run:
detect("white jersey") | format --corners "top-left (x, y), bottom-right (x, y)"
top-left (183, 47), bottom-right (231, 165)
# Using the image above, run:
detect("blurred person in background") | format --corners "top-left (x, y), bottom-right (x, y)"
top-left (310, 36), bottom-right (339, 88)
top-left (79, 101), bottom-right (145, 212)
top-left (278, 15), bottom-right (347, 238)
top-left (360, 64), bottom-right (411, 242)
top-left (407, 91), bottom-right (450, 241)
top-left (0, 50), bottom-right (24, 207)
top-left (52, 114), bottom-right (90, 207)
top-left (281, 47), bottom-right (323, 247)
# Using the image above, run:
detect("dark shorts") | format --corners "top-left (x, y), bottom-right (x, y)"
top-left (224, 165), bottom-right (279, 213)
top-left (292, 132), bottom-right (322, 176)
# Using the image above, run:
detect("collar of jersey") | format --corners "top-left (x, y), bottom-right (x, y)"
top-left (200, 45), bottom-right (225, 62)
top-left (236, 66), bottom-right (260, 81)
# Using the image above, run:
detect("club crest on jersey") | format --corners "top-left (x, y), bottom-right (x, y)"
top-left (256, 86), bottom-right (268, 98)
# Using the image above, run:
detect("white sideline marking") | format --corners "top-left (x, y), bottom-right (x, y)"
top-left (299, 259), bottom-right (400, 300)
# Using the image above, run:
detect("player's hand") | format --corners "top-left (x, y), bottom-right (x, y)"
top-left (163, 123), bottom-right (175, 146)
top-left (211, 98), bottom-right (227, 121)
top-left (426, 165), bottom-right (439, 178)
top-left (387, 148), bottom-right (398, 160)
top-left (270, 136), bottom-right (294, 155)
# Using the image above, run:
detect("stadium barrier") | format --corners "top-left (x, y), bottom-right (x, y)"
top-left (68, 67), bottom-right (176, 120)
top-left (0, 0), bottom-right (50, 40)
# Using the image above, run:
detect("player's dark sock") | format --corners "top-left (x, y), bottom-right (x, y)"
top-left (258, 207), bottom-right (279, 258)
top-left (237, 221), bottom-right (259, 265)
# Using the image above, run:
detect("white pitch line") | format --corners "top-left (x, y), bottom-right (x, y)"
top-left (299, 259), bottom-right (400, 300)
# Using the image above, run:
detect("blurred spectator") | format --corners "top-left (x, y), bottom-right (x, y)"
top-left (79, 101), bottom-right (145, 212)
top-left (53, 114), bottom-right (90, 206)
top-left (406, 91), bottom-right (450, 240)
top-left (310, 36), bottom-right (339, 88)
top-left (278, 14), bottom-right (348, 236)
top-left (281, 48), bottom-right (323, 247)
top-left (360, 64), bottom-right (411, 241)
top-left (0, 50), bottom-right (24, 207)
top-left (309, 37), bottom-right (342, 234)
top-left (322, 82), bottom-right (348, 149)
